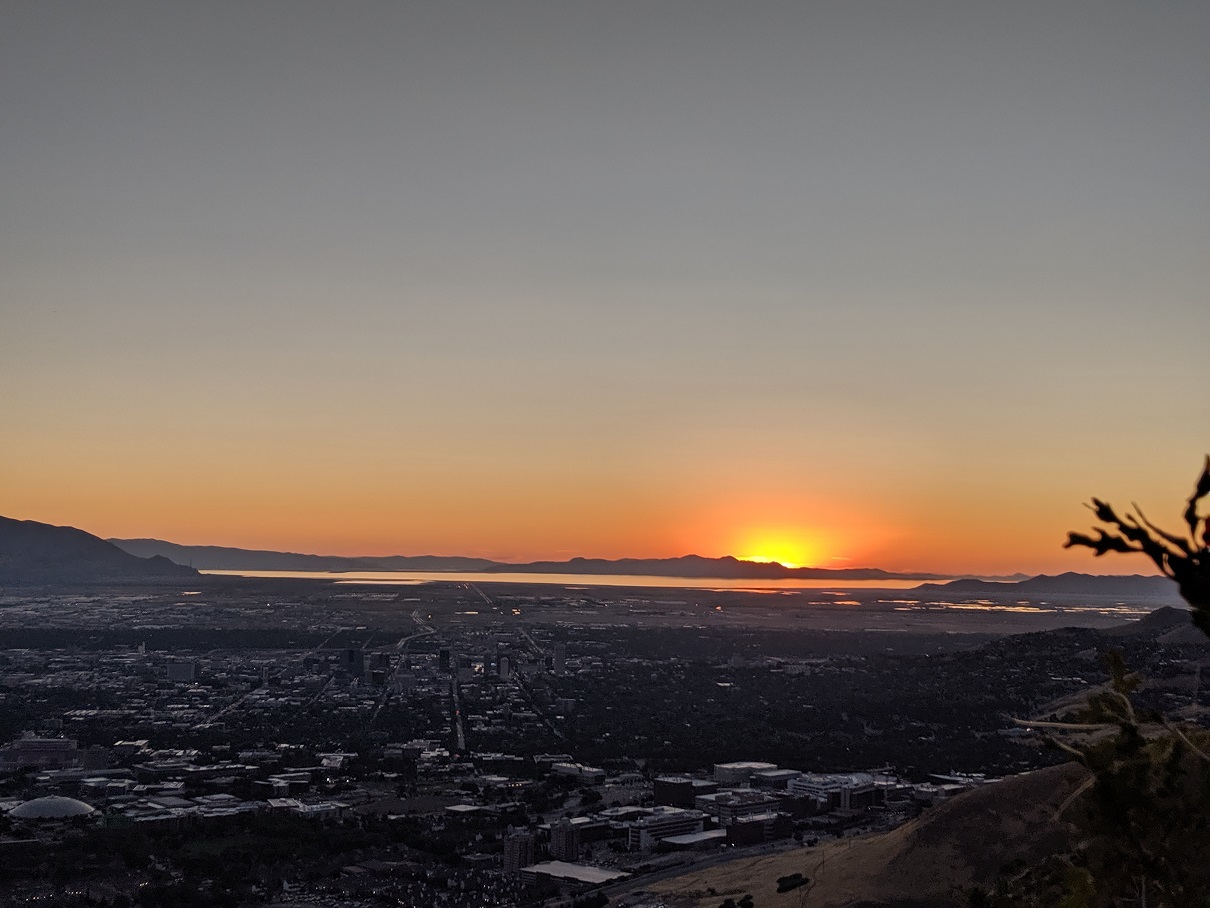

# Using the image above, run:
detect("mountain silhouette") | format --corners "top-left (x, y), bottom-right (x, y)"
top-left (109, 540), bottom-right (951, 581)
top-left (482, 554), bottom-right (950, 581)
top-left (111, 539), bottom-right (498, 573)
top-left (0, 517), bottom-right (197, 584)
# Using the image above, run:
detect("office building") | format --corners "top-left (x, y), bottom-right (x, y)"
top-left (503, 832), bottom-right (535, 873)
top-left (626, 807), bottom-right (706, 852)
top-left (550, 819), bottom-right (580, 862)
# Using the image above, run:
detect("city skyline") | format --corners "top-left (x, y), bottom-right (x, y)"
top-left (3, 2), bottom-right (1208, 575)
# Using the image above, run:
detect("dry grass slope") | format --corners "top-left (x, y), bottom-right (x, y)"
top-left (650, 762), bottom-right (1089, 908)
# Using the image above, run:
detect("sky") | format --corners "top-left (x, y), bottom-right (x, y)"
top-left (2, 1), bottom-right (1208, 575)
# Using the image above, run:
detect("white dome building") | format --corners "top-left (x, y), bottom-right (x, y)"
top-left (8, 795), bottom-right (97, 821)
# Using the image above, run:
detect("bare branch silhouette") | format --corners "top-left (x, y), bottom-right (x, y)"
top-left (1065, 456), bottom-right (1210, 638)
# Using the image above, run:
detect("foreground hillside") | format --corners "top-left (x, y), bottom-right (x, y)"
top-left (650, 762), bottom-right (1089, 908)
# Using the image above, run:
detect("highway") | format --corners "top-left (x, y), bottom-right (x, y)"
top-left (368, 616), bottom-right (435, 727)
top-left (451, 674), bottom-right (466, 752)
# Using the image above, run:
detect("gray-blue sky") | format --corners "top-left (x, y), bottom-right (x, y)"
top-left (2, 1), bottom-right (1208, 569)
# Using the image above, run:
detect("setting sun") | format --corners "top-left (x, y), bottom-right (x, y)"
top-left (735, 529), bottom-right (830, 569)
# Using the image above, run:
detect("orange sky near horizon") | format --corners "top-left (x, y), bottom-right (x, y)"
top-left (4, 436), bottom-right (1203, 577)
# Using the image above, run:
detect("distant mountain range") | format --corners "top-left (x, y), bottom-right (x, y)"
top-left (112, 539), bottom-right (498, 573)
top-left (0, 517), bottom-right (197, 584)
top-left (104, 538), bottom-right (1172, 597)
top-left (480, 554), bottom-right (958, 581)
top-left (109, 538), bottom-right (952, 582)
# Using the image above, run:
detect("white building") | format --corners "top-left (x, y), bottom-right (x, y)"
top-left (0, 735), bottom-right (81, 771)
top-left (626, 806), bottom-right (706, 851)
top-left (694, 788), bottom-right (781, 825)
top-left (787, 772), bottom-right (878, 810)
top-left (713, 761), bottom-right (778, 786)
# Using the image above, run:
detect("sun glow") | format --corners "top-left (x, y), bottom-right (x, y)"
top-left (740, 554), bottom-right (803, 568)
top-left (735, 529), bottom-right (829, 570)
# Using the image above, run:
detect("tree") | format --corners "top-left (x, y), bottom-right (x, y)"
top-left (1065, 455), bottom-right (1210, 637)
top-left (579, 787), bottom-right (602, 806)
top-left (1043, 651), bottom-right (1210, 905)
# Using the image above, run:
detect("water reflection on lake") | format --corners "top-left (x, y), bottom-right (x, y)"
top-left (199, 569), bottom-right (929, 591)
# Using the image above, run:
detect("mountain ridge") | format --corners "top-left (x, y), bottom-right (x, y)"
top-left (109, 538), bottom-right (955, 580)
top-left (482, 554), bottom-right (952, 581)
top-left (1, 517), bottom-right (197, 584)
top-left (651, 761), bottom-right (1090, 907)
top-left (105, 537), bottom-right (1168, 596)
top-left (112, 538), bottom-right (498, 573)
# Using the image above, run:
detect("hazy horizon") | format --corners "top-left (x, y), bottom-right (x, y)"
top-left (96, 526), bottom-right (1154, 580)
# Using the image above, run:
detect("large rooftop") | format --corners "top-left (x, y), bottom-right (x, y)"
top-left (524, 861), bottom-right (629, 885)
top-left (8, 795), bottom-right (96, 820)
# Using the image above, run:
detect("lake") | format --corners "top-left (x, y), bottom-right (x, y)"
top-left (199, 569), bottom-right (933, 592)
